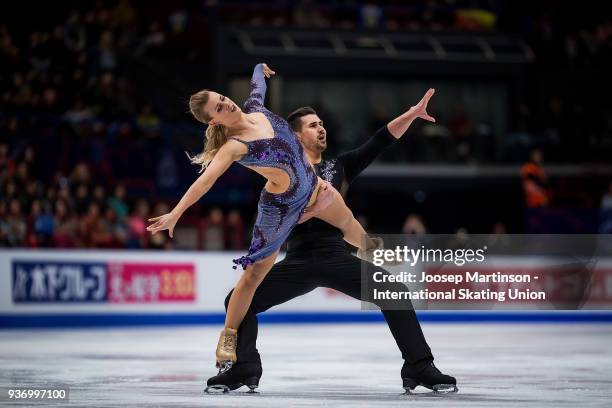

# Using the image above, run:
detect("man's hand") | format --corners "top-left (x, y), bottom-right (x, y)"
top-left (387, 88), bottom-right (436, 138)
top-left (411, 88), bottom-right (436, 122)
top-left (261, 63), bottom-right (276, 78)
top-left (298, 181), bottom-right (334, 224)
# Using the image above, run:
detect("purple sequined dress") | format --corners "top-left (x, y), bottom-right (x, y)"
top-left (231, 64), bottom-right (318, 269)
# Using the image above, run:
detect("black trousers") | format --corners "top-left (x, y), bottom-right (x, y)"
top-left (224, 238), bottom-right (434, 368)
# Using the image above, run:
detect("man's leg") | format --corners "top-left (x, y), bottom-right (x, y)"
top-left (315, 252), bottom-right (456, 392)
top-left (315, 252), bottom-right (432, 363)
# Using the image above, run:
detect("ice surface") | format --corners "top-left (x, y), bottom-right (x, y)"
top-left (1, 323), bottom-right (611, 407)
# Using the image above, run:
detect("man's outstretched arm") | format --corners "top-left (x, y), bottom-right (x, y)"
top-left (387, 88), bottom-right (435, 138)
top-left (340, 88), bottom-right (436, 183)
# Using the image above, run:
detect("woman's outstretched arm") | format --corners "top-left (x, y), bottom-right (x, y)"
top-left (243, 63), bottom-right (275, 113)
top-left (147, 142), bottom-right (241, 237)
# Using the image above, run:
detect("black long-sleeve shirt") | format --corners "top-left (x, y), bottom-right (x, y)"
top-left (286, 126), bottom-right (396, 255)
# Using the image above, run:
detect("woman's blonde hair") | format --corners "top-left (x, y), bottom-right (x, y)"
top-left (187, 89), bottom-right (230, 173)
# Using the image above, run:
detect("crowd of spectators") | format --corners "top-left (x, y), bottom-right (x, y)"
top-left (0, 0), bottom-right (172, 122)
top-left (2, 0), bottom-right (609, 167)
top-left (0, 141), bottom-right (248, 249)
top-left (212, 0), bottom-right (498, 32)
top-left (364, 2), bottom-right (612, 164)
top-left (1, 1), bottom-right (611, 249)
top-left (504, 8), bottom-right (612, 163)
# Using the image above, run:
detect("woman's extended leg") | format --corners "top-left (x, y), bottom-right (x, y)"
top-left (216, 250), bottom-right (278, 370)
top-left (225, 250), bottom-right (279, 329)
top-left (312, 186), bottom-right (367, 249)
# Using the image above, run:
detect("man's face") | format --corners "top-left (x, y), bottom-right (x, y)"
top-left (295, 114), bottom-right (326, 153)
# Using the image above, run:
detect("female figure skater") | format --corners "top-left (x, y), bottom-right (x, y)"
top-left (147, 63), bottom-right (373, 372)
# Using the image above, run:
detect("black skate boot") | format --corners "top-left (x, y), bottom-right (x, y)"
top-left (204, 362), bottom-right (262, 394)
top-left (402, 360), bottom-right (458, 394)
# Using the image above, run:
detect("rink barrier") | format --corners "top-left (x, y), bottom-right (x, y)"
top-left (3, 250), bottom-right (612, 328)
top-left (1, 311), bottom-right (612, 328)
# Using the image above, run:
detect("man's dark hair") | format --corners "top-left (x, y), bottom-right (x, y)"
top-left (287, 106), bottom-right (317, 132)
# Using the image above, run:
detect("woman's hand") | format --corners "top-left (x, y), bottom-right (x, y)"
top-left (298, 181), bottom-right (334, 224)
top-left (146, 212), bottom-right (180, 238)
top-left (261, 63), bottom-right (276, 78)
top-left (411, 88), bottom-right (436, 122)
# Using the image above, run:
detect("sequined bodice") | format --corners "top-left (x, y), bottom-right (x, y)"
top-left (234, 66), bottom-right (314, 195)
top-left (235, 115), bottom-right (311, 193)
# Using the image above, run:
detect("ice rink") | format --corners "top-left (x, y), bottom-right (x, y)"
top-left (1, 322), bottom-right (611, 407)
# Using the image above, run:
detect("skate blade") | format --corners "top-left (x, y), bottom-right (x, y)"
top-left (246, 384), bottom-right (259, 394)
top-left (204, 383), bottom-right (259, 395)
top-left (403, 384), bottom-right (458, 395)
top-left (204, 385), bottom-right (230, 394)
top-left (433, 384), bottom-right (458, 394)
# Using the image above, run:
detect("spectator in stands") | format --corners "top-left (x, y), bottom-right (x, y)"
top-left (27, 199), bottom-right (54, 247)
top-left (22, 180), bottom-right (40, 212)
top-left (522, 148), bottom-right (551, 233)
top-left (136, 104), bottom-right (161, 139)
top-left (0, 143), bottom-right (14, 175)
top-left (293, 0), bottom-right (328, 28)
top-left (45, 186), bottom-right (58, 209)
top-left (201, 207), bottom-right (225, 250)
top-left (14, 162), bottom-right (30, 187)
top-left (79, 202), bottom-right (101, 247)
top-left (420, 110), bottom-right (451, 161)
top-left (56, 184), bottom-right (72, 209)
top-left (64, 97), bottom-right (95, 124)
top-left (126, 199), bottom-right (150, 248)
top-left (64, 12), bottom-right (87, 52)
top-left (101, 205), bottom-right (128, 248)
top-left (0, 200), bottom-right (9, 245)
top-left (92, 184), bottom-right (107, 209)
top-left (599, 181), bottom-right (612, 233)
top-left (359, 4), bottom-right (383, 29)
top-left (5, 198), bottom-right (27, 246)
top-left (521, 148), bottom-right (549, 208)
top-left (70, 162), bottom-right (93, 186)
top-left (73, 184), bottom-right (91, 216)
top-left (108, 184), bottom-right (129, 219)
top-left (448, 103), bottom-right (473, 162)
top-left (21, 146), bottom-right (43, 181)
top-left (3, 180), bottom-right (18, 202)
top-left (52, 199), bottom-right (80, 247)
top-left (111, 0), bottom-right (136, 28)
top-left (96, 30), bottom-right (117, 71)
top-left (449, 227), bottom-right (470, 249)
top-left (487, 221), bottom-right (511, 252)
top-left (402, 214), bottom-right (427, 235)
top-left (225, 209), bottom-right (246, 250)
top-left (137, 21), bottom-right (166, 56)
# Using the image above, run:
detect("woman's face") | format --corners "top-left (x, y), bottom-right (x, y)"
top-left (203, 91), bottom-right (241, 126)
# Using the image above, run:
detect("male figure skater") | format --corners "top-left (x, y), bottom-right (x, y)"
top-left (206, 89), bottom-right (457, 394)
